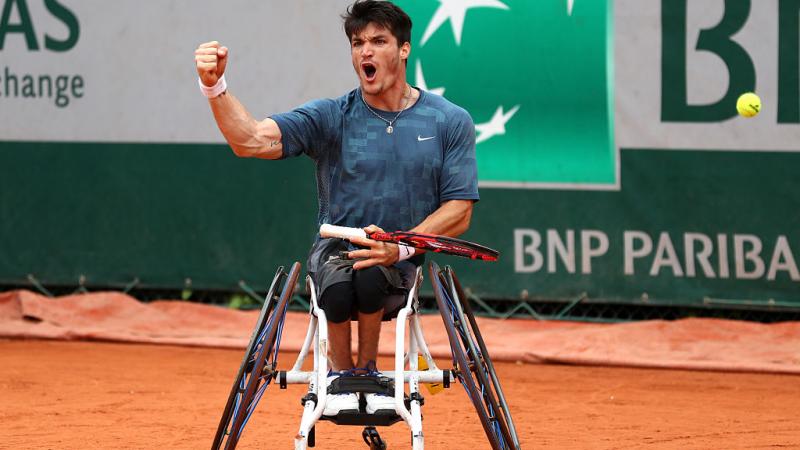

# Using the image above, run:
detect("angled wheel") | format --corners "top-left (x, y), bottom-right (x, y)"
top-left (212, 262), bottom-right (302, 450)
top-left (446, 266), bottom-right (521, 449)
top-left (429, 261), bottom-right (521, 450)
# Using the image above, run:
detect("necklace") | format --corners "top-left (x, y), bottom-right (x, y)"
top-left (360, 86), bottom-right (411, 134)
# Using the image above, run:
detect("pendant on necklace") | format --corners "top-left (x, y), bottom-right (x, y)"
top-left (386, 125), bottom-right (394, 134)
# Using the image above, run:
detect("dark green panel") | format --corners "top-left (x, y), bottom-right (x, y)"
top-left (1, 142), bottom-right (798, 307)
top-left (0, 141), bottom-right (318, 290)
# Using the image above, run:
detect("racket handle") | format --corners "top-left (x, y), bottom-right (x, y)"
top-left (319, 224), bottom-right (368, 240)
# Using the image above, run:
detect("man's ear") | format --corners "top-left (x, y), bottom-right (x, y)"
top-left (400, 42), bottom-right (411, 60)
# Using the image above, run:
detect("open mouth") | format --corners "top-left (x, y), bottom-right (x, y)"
top-left (362, 63), bottom-right (377, 81)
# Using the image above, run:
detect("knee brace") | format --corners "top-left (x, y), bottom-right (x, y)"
top-left (353, 266), bottom-right (391, 314)
top-left (319, 282), bottom-right (355, 323)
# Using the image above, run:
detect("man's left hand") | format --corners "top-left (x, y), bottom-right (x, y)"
top-left (347, 224), bottom-right (399, 270)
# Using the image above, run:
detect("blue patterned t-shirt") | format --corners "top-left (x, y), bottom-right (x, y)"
top-left (271, 88), bottom-right (479, 269)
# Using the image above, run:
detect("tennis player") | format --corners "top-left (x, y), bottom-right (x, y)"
top-left (195, 0), bottom-right (478, 416)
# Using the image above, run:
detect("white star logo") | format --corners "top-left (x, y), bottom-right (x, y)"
top-left (420, 0), bottom-right (510, 46)
top-left (475, 105), bottom-right (520, 144)
top-left (415, 60), bottom-right (446, 96)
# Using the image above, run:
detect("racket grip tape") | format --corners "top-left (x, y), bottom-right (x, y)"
top-left (319, 224), bottom-right (368, 240)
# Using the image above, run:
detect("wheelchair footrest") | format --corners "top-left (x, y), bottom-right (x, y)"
top-left (321, 376), bottom-right (410, 426)
top-left (317, 376), bottom-right (424, 426)
top-left (328, 375), bottom-right (393, 396)
top-left (321, 410), bottom-right (403, 427)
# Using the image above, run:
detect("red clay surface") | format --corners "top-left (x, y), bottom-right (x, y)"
top-left (2, 340), bottom-right (798, 449)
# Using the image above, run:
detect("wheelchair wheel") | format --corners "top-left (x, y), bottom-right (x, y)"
top-left (429, 262), bottom-right (521, 450)
top-left (446, 266), bottom-right (521, 449)
top-left (211, 262), bottom-right (302, 450)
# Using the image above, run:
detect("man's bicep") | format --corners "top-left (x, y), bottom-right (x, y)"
top-left (252, 118), bottom-right (284, 160)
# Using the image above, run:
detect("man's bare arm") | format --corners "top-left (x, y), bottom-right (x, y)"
top-left (195, 41), bottom-right (283, 160)
top-left (410, 199), bottom-right (473, 237)
top-left (208, 93), bottom-right (283, 159)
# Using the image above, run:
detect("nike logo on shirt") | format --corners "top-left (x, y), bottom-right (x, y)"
top-left (417, 135), bottom-right (435, 142)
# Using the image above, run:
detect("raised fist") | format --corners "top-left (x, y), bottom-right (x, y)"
top-left (195, 41), bottom-right (228, 87)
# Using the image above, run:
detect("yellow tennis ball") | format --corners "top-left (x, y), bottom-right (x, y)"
top-left (736, 92), bottom-right (761, 118)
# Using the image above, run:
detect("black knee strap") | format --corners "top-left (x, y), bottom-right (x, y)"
top-left (353, 266), bottom-right (391, 314)
top-left (319, 282), bottom-right (355, 323)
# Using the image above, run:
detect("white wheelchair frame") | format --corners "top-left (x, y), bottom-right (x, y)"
top-left (282, 266), bottom-right (452, 450)
top-left (212, 261), bottom-right (520, 450)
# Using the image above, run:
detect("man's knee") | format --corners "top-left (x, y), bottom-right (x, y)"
top-left (353, 266), bottom-right (391, 314)
top-left (319, 282), bottom-right (355, 323)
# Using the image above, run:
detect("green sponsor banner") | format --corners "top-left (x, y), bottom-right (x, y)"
top-left (396, 0), bottom-right (616, 188)
top-left (2, 144), bottom-right (797, 305)
top-left (451, 149), bottom-right (800, 305)
top-left (2, 0), bottom-right (799, 309)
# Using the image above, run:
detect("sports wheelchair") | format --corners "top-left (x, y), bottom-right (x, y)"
top-left (211, 261), bottom-right (520, 449)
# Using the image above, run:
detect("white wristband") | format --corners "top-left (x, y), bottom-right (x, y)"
top-left (198, 75), bottom-right (227, 98)
top-left (397, 244), bottom-right (416, 262)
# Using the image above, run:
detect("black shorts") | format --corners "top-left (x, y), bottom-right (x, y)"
top-left (307, 238), bottom-right (418, 311)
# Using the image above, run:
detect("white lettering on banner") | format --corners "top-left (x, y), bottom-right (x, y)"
top-left (717, 234), bottom-right (730, 278)
top-left (685, 233), bottom-right (715, 278)
top-left (547, 229), bottom-right (576, 273)
top-left (581, 230), bottom-right (609, 274)
top-left (624, 231), bottom-right (652, 275)
top-left (516, 229), bottom-right (610, 275)
top-left (517, 228), bottom-right (799, 283)
top-left (514, 229), bottom-right (543, 273)
top-left (767, 236), bottom-right (800, 281)
top-left (650, 232), bottom-right (683, 277)
top-left (734, 234), bottom-right (765, 279)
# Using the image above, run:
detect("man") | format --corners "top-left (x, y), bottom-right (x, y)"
top-left (195, 0), bottom-right (478, 416)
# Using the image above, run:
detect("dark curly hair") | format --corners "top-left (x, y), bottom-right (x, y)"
top-left (342, 0), bottom-right (412, 46)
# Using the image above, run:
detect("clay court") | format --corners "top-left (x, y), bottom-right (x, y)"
top-left (2, 287), bottom-right (800, 449)
top-left (2, 340), bottom-right (799, 449)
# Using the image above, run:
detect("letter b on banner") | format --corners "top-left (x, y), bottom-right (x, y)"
top-left (515, 229), bottom-right (543, 273)
top-left (661, 0), bottom-right (755, 122)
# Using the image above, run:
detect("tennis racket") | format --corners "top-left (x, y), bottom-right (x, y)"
top-left (319, 224), bottom-right (499, 262)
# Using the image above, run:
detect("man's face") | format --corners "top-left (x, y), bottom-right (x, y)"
top-left (350, 22), bottom-right (409, 97)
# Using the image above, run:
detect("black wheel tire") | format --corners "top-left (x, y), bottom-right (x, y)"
top-left (211, 262), bottom-right (301, 450)
top-left (446, 266), bottom-right (522, 450)
top-left (429, 261), bottom-right (521, 450)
